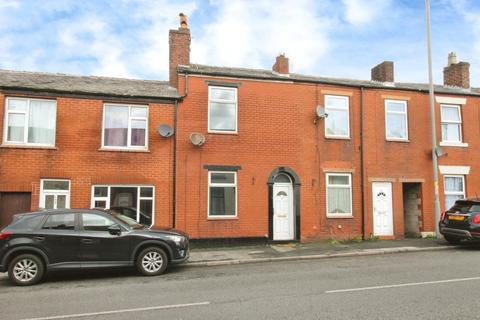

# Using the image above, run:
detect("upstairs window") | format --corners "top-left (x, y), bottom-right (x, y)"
top-left (441, 104), bottom-right (462, 143)
top-left (103, 104), bottom-right (148, 149)
top-left (325, 95), bottom-right (349, 138)
top-left (385, 100), bottom-right (408, 140)
top-left (208, 86), bottom-right (237, 133)
top-left (3, 97), bottom-right (56, 146)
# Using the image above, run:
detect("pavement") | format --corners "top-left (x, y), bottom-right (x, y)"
top-left (187, 237), bottom-right (453, 267)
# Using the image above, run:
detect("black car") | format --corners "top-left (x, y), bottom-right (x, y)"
top-left (439, 199), bottom-right (480, 244)
top-left (0, 209), bottom-right (189, 286)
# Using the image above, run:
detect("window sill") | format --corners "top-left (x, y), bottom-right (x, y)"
top-left (386, 139), bottom-right (409, 143)
top-left (0, 144), bottom-right (57, 150)
top-left (98, 148), bottom-right (150, 153)
top-left (207, 130), bottom-right (238, 135)
top-left (439, 142), bottom-right (469, 148)
top-left (325, 136), bottom-right (350, 140)
top-left (207, 216), bottom-right (239, 221)
top-left (326, 214), bottom-right (354, 219)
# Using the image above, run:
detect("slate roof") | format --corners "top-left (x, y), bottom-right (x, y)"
top-left (179, 64), bottom-right (480, 96)
top-left (0, 69), bottom-right (179, 99)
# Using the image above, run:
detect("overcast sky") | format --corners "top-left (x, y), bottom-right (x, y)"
top-left (0, 0), bottom-right (479, 86)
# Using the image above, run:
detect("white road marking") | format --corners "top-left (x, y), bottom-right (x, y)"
top-left (21, 301), bottom-right (211, 320)
top-left (325, 276), bottom-right (480, 294)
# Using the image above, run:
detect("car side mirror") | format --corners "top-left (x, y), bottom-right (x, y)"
top-left (108, 224), bottom-right (122, 236)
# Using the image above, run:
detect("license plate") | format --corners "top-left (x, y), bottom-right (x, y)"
top-left (448, 215), bottom-right (465, 221)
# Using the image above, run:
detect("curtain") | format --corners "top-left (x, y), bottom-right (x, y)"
top-left (445, 177), bottom-right (463, 192)
top-left (7, 113), bottom-right (25, 142)
top-left (328, 187), bottom-right (351, 214)
top-left (28, 100), bottom-right (56, 144)
top-left (104, 106), bottom-right (128, 146)
top-left (131, 119), bottom-right (146, 146)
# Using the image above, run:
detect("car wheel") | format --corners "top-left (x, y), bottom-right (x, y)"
top-left (444, 235), bottom-right (462, 245)
top-left (8, 254), bottom-right (45, 286)
top-left (137, 247), bottom-right (168, 276)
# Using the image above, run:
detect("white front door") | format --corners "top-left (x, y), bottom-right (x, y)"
top-left (273, 183), bottom-right (294, 240)
top-left (372, 182), bottom-right (393, 236)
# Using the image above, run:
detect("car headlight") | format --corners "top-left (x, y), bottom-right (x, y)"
top-left (166, 235), bottom-right (185, 245)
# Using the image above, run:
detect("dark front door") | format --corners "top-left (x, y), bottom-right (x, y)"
top-left (78, 213), bottom-right (130, 264)
top-left (0, 192), bottom-right (31, 229)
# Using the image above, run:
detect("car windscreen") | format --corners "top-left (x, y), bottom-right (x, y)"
top-left (109, 212), bottom-right (144, 229)
top-left (447, 202), bottom-right (480, 214)
top-left (3, 214), bottom-right (45, 231)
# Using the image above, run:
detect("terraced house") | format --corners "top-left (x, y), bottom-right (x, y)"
top-left (1, 14), bottom-right (479, 242)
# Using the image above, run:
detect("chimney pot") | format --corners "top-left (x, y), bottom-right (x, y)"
top-left (179, 13), bottom-right (188, 29)
top-left (371, 61), bottom-right (394, 82)
top-left (272, 54), bottom-right (289, 74)
top-left (448, 52), bottom-right (457, 66)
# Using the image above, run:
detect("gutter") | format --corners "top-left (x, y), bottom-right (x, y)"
top-left (360, 87), bottom-right (366, 240)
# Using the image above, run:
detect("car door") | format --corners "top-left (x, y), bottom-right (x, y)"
top-left (78, 212), bottom-right (131, 265)
top-left (37, 212), bottom-right (81, 265)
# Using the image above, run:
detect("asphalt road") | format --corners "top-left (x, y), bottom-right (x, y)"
top-left (1, 247), bottom-right (480, 320)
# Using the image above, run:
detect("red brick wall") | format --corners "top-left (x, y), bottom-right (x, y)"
top-left (0, 92), bottom-right (174, 228)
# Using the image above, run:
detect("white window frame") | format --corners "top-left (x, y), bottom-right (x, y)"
top-left (90, 185), bottom-right (155, 226)
top-left (3, 97), bottom-right (57, 146)
top-left (444, 175), bottom-right (466, 209)
top-left (101, 103), bottom-right (149, 150)
top-left (326, 173), bottom-right (353, 218)
top-left (440, 104), bottom-right (462, 143)
top-left (324, 95), bottom-right (350, 139)
top-left (207, 86), bottom-right (238, 134)
top-left (207, 171), bottom-right (237, 218)
top-left (385, 99), bottom-right (408, 141)
top-left (39, 179), bottom-right (71, 209)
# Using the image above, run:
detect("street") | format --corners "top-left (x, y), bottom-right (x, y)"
top-left (1, 248), bottom-right (479, 320)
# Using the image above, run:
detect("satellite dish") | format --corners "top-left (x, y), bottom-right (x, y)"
top-left (158, 124), bottom-right (174, 138)
top-left (189, 132), bottom-right (205, 146)
top-left (316, 105), bottom-right (328, 118)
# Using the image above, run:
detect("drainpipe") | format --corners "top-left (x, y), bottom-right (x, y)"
top-left (172, 70), bottom-right (189, 228)
top-left (360, 87), bottom-right (366, 240)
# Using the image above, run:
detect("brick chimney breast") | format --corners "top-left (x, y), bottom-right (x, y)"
top-left (371, 61), bottom-right (394, 82)
top-left (272, 54), bottom-right (289, 74)
top-left (443, 52), bottom-right (470, 89)
top-left (169, 13), bottom-right (191, 88)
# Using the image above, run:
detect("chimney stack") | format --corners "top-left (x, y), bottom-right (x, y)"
top-left (169, 13), bottom-right (191, 88)
top-left (443, 52), bottom-right (470, 88)
top-left (272, 54), bottom-right (289, 74)
top-left (371, 61), bottom-right (394, 82)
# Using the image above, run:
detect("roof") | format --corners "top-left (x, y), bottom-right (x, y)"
top-left (0, 69), bottom-right (179, 99)
top-left (179, 64), bottom-right (480, 96)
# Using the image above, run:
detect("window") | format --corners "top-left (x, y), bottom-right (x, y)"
top-left (103, 104), bottom-right (148, 149)
top-left (208, 172), bottom-right (237, 217)
top-left (385, 100), bottom-right (408, 140)
top-left (3, 97), bottom-right (56, 146)
top-left (91, 185), bottom-right (154, 226)
top-left (444, 175), bottom-right (465, 210)
top-left (208, 86), bottom-right (237, 133)
top-left (82, 213), bottom-right (115, 232)
top-left (325, 95), bottom-right (349, 138)
top-left (40, 179), bottom-right (70, 209)
top-left (42, 214), bottom-right (75, 230)
top-left (441, 104), bottom-right (462, 143)
top-left (326, 173), bottom-right (352, 217)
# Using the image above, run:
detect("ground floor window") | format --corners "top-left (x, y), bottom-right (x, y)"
top-left (326, 173), bottom-right (352, 217)
top-left (208, 171), bottom-right (237, 217)
top-left (91, 185), bottom-right (154, 226)
top-left (444, 175), bottom-right (465, 210)
top-left (40, 179), bottom-right (70, 209)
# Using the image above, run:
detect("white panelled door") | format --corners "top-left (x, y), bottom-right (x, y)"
top-left (273, 183), bottom-right (294, 240)
top-left (372, 182), bottom-right (393, 236)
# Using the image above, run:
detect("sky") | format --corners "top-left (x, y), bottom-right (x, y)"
top-left (0, 0), bottom-right (479, 86)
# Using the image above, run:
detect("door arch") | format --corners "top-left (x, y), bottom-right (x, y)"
top-left (267, 167), bottom-right (301, 241)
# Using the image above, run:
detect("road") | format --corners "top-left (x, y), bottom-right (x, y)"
top-left (1, 247), bottom-right (479, 320)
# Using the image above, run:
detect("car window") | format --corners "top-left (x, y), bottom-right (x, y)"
top-left (82, 213), bottom-right (115, 232)
top-left (4, 215), bottom-right (45, 231)
top-left (42, 214), bottom-right (75, 230)
top-left (448, 202), bottom-right (480, 213)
